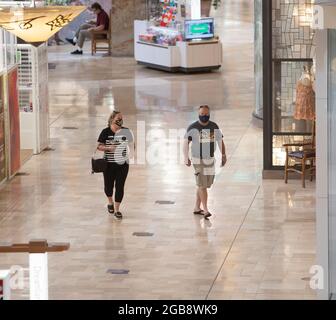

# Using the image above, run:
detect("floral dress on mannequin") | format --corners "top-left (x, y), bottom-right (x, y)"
top-left (294, 66), bottom-right (316, 121)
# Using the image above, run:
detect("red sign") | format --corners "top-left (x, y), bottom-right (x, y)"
top-left (0, 279), bottom-right (3, 299)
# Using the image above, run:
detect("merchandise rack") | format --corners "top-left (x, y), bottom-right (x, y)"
top-left (17, 43), bottom-right (49, 154)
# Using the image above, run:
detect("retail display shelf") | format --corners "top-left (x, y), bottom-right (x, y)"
top-left (136, 41), bottom-right (169, 49)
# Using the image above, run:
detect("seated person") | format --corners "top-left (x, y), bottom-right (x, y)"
top-left (66, 2), bottom-right (109, 55)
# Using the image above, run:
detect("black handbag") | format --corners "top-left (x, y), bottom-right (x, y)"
top-left (91, 149), bottom-right (107, 174)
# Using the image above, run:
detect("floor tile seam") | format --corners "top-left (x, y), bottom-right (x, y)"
top-left (49, 110), bottom-right (67, 126)
top-left (205, 185), bottom-right (261, 300)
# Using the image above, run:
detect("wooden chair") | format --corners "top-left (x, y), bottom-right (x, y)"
top-left (91, 10), bottom-right (112, 56)
top-left (284, 121), bottom-right (316, 188)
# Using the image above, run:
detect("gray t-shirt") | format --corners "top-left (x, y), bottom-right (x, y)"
top-left (185, 121), bottom-right (223, 159)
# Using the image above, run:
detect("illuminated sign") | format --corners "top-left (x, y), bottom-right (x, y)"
top-left (0, 6), bottom-right (86, 43)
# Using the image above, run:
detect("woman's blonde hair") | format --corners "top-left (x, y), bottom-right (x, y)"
top-left (108, 110), bottom-right (121, 127)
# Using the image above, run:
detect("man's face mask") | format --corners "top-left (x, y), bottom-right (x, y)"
top-left (199, 115), bottom-right (210, 123)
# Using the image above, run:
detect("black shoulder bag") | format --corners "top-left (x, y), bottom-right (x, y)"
top-left (91, 148), bottom-right (107, 174)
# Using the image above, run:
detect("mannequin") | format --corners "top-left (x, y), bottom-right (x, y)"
top-left (294, 66), bottom-right (315, 121)
top-left (299, 66), bottom-right (312, 86)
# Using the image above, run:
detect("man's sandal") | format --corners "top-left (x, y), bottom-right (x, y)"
top-left (193, 210), bottom-right (205, 216)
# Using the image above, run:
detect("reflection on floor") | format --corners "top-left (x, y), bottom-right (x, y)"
top-left (0, 0), bottom-right (316, 300)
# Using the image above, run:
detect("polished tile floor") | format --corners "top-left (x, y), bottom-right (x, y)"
top-left (0, 0), bottom-right (316, 300)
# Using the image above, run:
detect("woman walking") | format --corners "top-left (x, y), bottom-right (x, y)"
top-left (97, 111), bottom-right (134, 219)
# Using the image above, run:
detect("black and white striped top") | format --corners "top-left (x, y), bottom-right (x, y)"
top-left (98, 127), bottom-right (134, 164)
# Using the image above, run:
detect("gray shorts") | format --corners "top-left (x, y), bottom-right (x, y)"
top-left (193, 159), bottom-right (216, 188)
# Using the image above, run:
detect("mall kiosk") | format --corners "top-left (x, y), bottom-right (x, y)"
top-left (134, 0), bottom-right (222, 73)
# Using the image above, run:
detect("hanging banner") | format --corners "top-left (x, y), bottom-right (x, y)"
top-left (0, 6), bottom-right (86, 43)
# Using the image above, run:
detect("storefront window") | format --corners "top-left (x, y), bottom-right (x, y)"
top-left (272, 59), bottom-right (314, 166)
top-left (0, 75), bottom-right (5, 183)
top-left (263, 0), bottom-right (315, 171)
top-left (254, 0), bottom-right (263, 119)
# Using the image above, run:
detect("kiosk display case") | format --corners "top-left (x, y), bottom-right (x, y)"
top-left (138, 25), bottom-right (182, 46)
top-left (135, 19), bottom-right (222, 73)
top-left (135, 0), bottom-right (221, 73)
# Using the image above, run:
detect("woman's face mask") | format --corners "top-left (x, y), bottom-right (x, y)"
top-left (114, 118), bottom-right (123, 127)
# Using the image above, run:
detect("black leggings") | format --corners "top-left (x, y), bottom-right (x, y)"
top-left (103, 162), bottom-right (129, 203)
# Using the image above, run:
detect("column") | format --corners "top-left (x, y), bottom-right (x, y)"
top-left (111, 0), bottom-right (147, 56)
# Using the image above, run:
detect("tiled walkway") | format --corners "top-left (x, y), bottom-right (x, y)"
top-left (0, 0), bottom-right (316, 299)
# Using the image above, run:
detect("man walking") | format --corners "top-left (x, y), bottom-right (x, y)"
top-left (184, 105), bottom-right (227, 220)
top-left (66, 2), bottom-right (109, 55)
